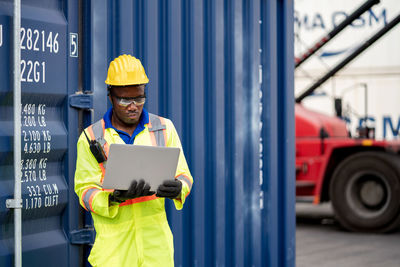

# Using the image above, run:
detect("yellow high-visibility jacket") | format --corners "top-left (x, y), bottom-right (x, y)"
top-left (74, 114), bottom-right (193, 267)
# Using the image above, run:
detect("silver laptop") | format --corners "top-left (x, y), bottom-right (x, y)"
top-left (102, 144), bottom-right (180, 191)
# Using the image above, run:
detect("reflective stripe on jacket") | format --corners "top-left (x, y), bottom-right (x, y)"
top-left (74, 113), bottom-right (193, 267)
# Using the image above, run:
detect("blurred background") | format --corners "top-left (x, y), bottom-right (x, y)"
top-left (294, 0), bottom-right (400, 266)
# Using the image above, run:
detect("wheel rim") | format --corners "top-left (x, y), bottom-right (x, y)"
top-left (345, 170), bottom-right (391, 219)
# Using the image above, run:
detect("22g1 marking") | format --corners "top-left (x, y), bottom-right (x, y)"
top-left (21, 60), bottom-right (46, 83)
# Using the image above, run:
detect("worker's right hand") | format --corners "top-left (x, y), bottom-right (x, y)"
top-left (110, 180), bottom-right (155, 203)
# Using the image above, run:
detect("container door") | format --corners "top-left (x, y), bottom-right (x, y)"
top-left (0, 0), bottom-right (87, 266)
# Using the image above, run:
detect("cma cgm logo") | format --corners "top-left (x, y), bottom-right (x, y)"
top-left (383, 117), bottom-right (400, 138)
top-left (294, 8), bottom-right (387, 57)
top-left (357, 116), bottom-right (400, 138)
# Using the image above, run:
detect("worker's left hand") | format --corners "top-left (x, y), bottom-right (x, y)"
top-left (156, 180), bottom-right (182, 199)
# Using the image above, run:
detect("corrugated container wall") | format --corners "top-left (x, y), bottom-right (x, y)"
top-left (0, 0), bottom-right (294, 266)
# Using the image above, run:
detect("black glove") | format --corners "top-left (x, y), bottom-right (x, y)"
top-left (110, 179), bottom-right (155, 203)
top-left (156, 180), bottom-right (182, 199)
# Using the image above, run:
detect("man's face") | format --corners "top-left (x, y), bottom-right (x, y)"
top-left (109, 85), bottom-right (146, 126)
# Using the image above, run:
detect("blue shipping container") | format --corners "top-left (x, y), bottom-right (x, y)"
top-left (0, 0), bottom-right (83, 266)
top-left (0, 0), bottom-right (294, 266)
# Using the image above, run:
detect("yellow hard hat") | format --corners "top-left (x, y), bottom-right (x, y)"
top-left (105, 54), bottom-right (149, 86)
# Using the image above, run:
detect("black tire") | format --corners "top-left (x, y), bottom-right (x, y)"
top-left (330, 151), bottom-right (400, 232)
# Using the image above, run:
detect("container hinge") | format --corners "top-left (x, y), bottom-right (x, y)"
top-left (69, 93), bottom-right (93, 110)
top-left (6, 199), bottom-right (23, 209)
top-left (70, 228), bottom-right (95, 245)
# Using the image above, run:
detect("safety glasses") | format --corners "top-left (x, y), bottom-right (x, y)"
top-left (113, 95), bottom-right (146, 107)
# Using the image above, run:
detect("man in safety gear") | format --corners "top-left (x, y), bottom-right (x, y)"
top-left (74, 54), bottom-right (193, 267)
